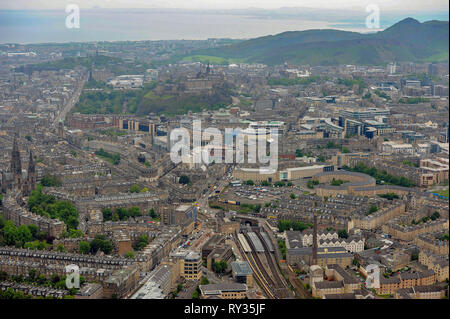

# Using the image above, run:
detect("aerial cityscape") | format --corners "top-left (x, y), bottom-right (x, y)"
top-left (0, 0), bottom-right (449, 304)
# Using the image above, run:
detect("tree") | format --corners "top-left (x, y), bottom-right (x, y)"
top-left (431, 211), bottom-right (440, 221)
top-left (128, 206), bottom-right (141, 218)
top-left (129, 184), bottom-right (140, 193)
top-left (125, 251), bottom-right (135, 259)
top-left (212, 260), bottom-right (228, 274)
top-left (102, 208), bottom-right (113, 221)
top-left (179, 175), bottom-right (190, 185)
top-left (3, 220), bottom-right (18, 246)
top-left (133, 235), bottom-right (149, 251)
top-left (368, 205), bottom-right (378, 215)
top-left (338, 229), bottom-right (348, 239)
top-left (56, 243), bottom-right (66, 253)
top-left (40, 174), bottom-right (62, 187)
top-left (27, 224), bottom-right (38, 238)
top-left (148, 208), bottom-right (157, 218)
top-left (68, 229), bottom-right (84, 238)
top-left (79, 241), bottom-right (91, 254)
top-left (115, 208), bottom-right (128, 221)
top-left (290, 193), bottom-right (296, 199)
top-left (28, 186), bottom-right (79, 230)
top-left (200, 276), bottom-right (210, 285)
top-left (17, 225), bottom-right (33, 244)
top-left (28, 269), bottom-right (37, 281)
top-left (90, 236), bottom-right (113, 254)
top-left (24, 240), bottom-right (50, 250)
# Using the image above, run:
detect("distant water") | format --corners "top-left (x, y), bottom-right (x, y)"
top-left (0, 10), bottom-right (448, 44)
top-left (0, 10), bottom-right (369, 44)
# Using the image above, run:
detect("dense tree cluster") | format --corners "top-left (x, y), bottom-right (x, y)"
top-left (338, 229), bottom-right (349, 239)
top-left (40, 174), bottom-right (62, 187)
top-left (378, 193), bottom-right (400, 200)
top-left (102, 207), bottom-right (142, 221)
top-left (79, 235), bottom-right (113, 255)
top-left (133, 235), bottom-right (149, 251)
top-left (28, 185), bottom-right (79, 230)
top-left (0, 217), bottom-right (51, 249)
top-left (343, 163), bottom-right (415, 187)
top-left (212, 260), bottom-right (228, 274)
top-left (179, 175), bottom-right (190, 185)
top-left (277, 220), bottom-right (312, 232)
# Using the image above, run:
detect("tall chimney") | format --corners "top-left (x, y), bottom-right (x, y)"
top-left (312, 211), bottom-right (318, 265)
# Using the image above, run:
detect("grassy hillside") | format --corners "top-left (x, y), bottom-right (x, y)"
top-left (192, 18), bottom-right (448, 66)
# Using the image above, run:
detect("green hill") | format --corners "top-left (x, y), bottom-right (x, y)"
top-left (193, 18), bottom-right (448, 65)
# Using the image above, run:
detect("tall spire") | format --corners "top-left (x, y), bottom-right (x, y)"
top-left (11, 136), bottom-right (22, 175)
top-left (10, 135), bottom-right (23, 192)
top-left (28, 150), bottom-right (35, 173)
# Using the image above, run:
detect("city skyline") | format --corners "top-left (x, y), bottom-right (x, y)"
top-left (0, 0), bottom-right (448, 306)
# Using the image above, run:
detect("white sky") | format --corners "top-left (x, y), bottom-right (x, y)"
top-left (1, 0), bottom-right (448, 11)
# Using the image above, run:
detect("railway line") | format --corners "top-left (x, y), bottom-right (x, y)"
top-left (244, 232), bottom-right (277, 288)
top-left (235, 227), bottom-right (292, 299)
top-left (255, 231), bottom-right (292, 299)
top-left (236, 232), bottom-right (275, 299)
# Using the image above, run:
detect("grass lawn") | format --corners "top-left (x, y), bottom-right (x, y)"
top-left (434, 189), bottom-right (449, 197)
top-left (182, 55), bottom-right (246, 65)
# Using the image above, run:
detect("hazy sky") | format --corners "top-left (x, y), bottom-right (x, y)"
top-left (1, 0), bottom-right (448, 11)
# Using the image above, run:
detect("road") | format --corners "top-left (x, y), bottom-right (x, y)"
top-left (53, 73), bottom-right (88, 127)
top-left (196, 168), bottom-right (231, 213)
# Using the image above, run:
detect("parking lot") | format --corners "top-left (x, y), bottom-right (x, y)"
top-left (220, 185), bottom-right (297, 204)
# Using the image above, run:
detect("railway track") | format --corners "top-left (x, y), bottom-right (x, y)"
top-left (243, 232), bottom-right (285, 298)
top-left (255, 231), bottom-right (292, 299)
top-left (235, 234), bottom-right (275, 299)
top-left (244, 233), bottom-right (276, 285)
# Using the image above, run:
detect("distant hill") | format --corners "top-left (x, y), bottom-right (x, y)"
top-left (191, 18), bottom-right (449, 65)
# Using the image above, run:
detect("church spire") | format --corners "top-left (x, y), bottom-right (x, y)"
top-left (11, 136), bottom-right (22, 175)
top-left (10, 135), bottom-right (23, 191)
top-left (28, 150), bottom-right (35, 173)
